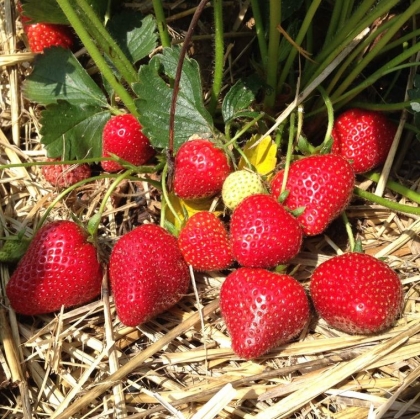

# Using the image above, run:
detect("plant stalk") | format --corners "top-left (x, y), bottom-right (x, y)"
top-left (73, 0), bottom-right (138, 85)
top-left (277, 0), bottom-right (322, 92)
top-left (264, 0), bottom-right (281, 110)
top-left (303, 0), bottom-right (399, 87)
top-left (152, 0), bottom-right (171, 47)
top-left (55, 0), bottom-right (139, 116)
top-left (331, 0), bottom-right (420, 103)
top-left (354, 187), bottom-right (420, 216)
top-left (250, 0), bottom-right (268, 66)
top-left (208, 0), bottom-right (224, 115)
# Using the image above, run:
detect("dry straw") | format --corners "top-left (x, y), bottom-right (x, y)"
top-left (1, 0), bottom-right (420, 418)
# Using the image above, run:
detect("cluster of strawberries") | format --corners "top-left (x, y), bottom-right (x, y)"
top-left (11, 5), bottom-right (404, 359)
top-left (7, 100), bottom-right (403, 360)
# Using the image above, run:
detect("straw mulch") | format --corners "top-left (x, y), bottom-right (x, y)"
top-left (1, 1), bottom-right (420, 418)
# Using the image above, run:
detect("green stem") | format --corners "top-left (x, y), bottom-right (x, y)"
top-left (341, 211), bottom-right (355, 252)
top-left (338, 0), bottom-right (353, 26)
top-left (160, 163), bottom-right (182, 227)
top-left (347, 100), bottom-right (413, 112)
top-left (56, 0), bottom-right (139, 116)
top-left (225, 113), bottom-right (266, 146)
top-left (363, 172), bottom-right (420, 205)
top-left (330, 1), bottom-right (420, 103)
top-left (317, 86), bottom-right (334, 148)
top-left (276, 0), bottom-right (322, 92)
top-left (327, 3), bottom-right (420, 104)
top-left (379, 27), bottom-right (420, 56)
top-left (354, 187), bottom-right (420, 216)
top-left (264, 0), bottom-right (281, 110)
top-left (302, 0), bottom-right (398, 87)
top-left (232, 141), bottom-right (252, 170)
top-left (73, 0), bottom-right (138, 85)
top-left (152, 0), bottom-right (171, 48)
top-left (87, 170), bottom-right (137, 236)
top-left (281, 112), bottom-right (296, 194)
top-left (250, 0), bottom-right (268, 66)
top-left (324, 15), bottom-right (396, 98)
top-left (208, 0), bottom-right (224, 115)
top-left (0, 158), bottom-right (163, 174)
top-left (35, 173), bottom-right (118, 231)
top-left (322, 0), bottom-right (342, 49)
top-left (333, 42), bottom-right (420, 109)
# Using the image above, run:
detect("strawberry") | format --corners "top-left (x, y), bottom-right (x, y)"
top-left (101, 114), bottom-right (155, 173)
top-left (178, 211), bottom-right (233, 271)
top-left (270, 154), bottom-right (355, 236)
top-left (6, 220), bottom-right (102, 315)
top-left (220, 267), bottom-right (310, 359)
top-left (230, 194), bottom-right (303, 268)
top-left (331, 108), bottom-right (397, 173)
top-left (109, 224), bottom-right (190, 327)
top-left (173, 139), bottom-right (231, 200)
top-left (222, 170), bottom-right (266, 210)
top-left (24, 23), bottom-right (74, 53)
top-left (42, 158), bottom-right (91, 188)
top-left (310, 252), bottom-right (404, 335)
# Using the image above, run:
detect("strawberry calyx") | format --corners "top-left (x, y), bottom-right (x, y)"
top-left (0, 236), bottom-right (31, 263)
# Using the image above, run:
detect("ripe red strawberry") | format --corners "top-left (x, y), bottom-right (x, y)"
top-left (109, 224), bottom-right (190, 327)
top-left (270, 154), bottom-right (355, 236)
top-left (230, 194), bottom-right (303, 268)
top-left (42, 158), bottom-right (91, 188)
top-left (173, 139), bottom-right (231, 200)
top-left (310, 252), bottom-right (404, 335)
top-left (6, 220), bottom-right (102, 315)
top-left (178, 211), bottom-right (233, 271)
top-left (101, 114), bottom-right (155, 173)
top-left (24, 23), bottom-right (74, 53)
top-left (220, 267), bottom-right (310, 359)
top-left (331, 108), bottom-right (397, 173)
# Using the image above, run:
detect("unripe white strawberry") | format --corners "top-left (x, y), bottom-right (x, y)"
top-left (222, 170), bottom-right (266, 210)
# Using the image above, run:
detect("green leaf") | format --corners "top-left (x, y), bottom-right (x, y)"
top-left (222, 76), bottom-right (262, 123)
top-left (21, 0), bottom-right (68, 24)
top-left (21, 0), bottom-right (107, 24)
top-left (134, 47), bottom-right (214, 151)
top-left (87, 213), bottom-right (102, 236)
top-left (107, 12), bottom-right (157, 64)
top-left (40, 101), bottom-right (111, 160)
top-left (22, 48), bottom-right (108, 107)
